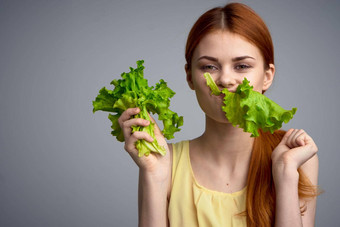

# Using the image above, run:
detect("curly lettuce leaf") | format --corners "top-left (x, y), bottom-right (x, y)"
top-left (92, 87), bottom-right (117, 113)
top-left (204, 73), bottom-right (296, 137)
top-left (93, 60), bottom-right (183, 156)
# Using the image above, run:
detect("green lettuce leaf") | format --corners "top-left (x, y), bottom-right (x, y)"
top-left (204, 73), bottom-right (296, 137)
top-left (204, 72), bottom-right (221, 95)
top-left (93, 60), bottom-right (183, 156)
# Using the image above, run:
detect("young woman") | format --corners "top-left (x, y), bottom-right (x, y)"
top-left (118, 3), bottom-right (321, 227)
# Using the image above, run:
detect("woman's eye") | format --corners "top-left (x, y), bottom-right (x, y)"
top-left (235, 64), bottom-right (251, 70)
top-left (201, 65), bottom-right (218, 71)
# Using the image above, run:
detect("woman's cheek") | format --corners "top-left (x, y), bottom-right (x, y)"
top-left (253, 82), bottom-right (265, 93)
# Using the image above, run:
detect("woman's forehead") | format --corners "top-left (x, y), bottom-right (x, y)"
top-left (193, 31), bottom-right (262, 61)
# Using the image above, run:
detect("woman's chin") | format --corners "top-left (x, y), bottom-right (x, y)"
top-left (205, 113), bottom-right (230, 124)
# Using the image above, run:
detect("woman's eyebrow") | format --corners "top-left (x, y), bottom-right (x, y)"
top-left (232, 55), bottom-right (255, 62)
top-left (197, 55), bottom-right (219, 62)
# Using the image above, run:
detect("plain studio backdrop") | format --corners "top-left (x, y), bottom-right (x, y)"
top-left (1, 0), bottom-right (339, 226)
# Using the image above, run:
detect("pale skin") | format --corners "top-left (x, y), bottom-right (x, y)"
top-left (118, 31), bottom-right (319, 227)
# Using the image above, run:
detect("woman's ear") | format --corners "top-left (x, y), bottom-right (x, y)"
top-left (185, 64), bottom-right (195, 90)
top-left (262, 63), bottom-right (275, 91)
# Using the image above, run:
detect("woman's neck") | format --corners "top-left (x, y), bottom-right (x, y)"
top-left (193, 115), bottom-right (254, 170)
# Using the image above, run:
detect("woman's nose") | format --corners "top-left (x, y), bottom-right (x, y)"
top-left (216, 72), bottom-right (237, 92)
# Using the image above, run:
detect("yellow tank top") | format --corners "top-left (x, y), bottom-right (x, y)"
top-left (168, 140), bottom-right (247, 226)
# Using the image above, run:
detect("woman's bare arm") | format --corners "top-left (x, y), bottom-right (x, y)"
top-left (138, 170), bottom-right (170, 227)
top-left (118, 108), bottom-right (172, 227)
top-left (272, 129), bottom-right (319, 227)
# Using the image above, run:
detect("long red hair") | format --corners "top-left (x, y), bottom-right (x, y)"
top-left (185, 3), bottom-right (322, 226)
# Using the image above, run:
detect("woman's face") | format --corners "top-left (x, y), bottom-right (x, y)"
top-left (186, 30), bottom-right (275, 123)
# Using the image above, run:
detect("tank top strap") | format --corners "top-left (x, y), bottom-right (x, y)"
top-left (171, 140), bottom-right (189, 183)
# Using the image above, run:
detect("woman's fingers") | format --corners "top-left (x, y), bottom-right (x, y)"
top-left (118, 107), bottom-right (151, 140)
top-left (118, 107), bottom-right (140, 124)
top-left (286, 129), bottom-right (306, 148)
top-left (273, 128), bottom-right (318, 169)
top-left (124, 118), bottom-right (150, 128)
top-left (117, 107), bottom-right (158, 156)
top-left (285, 129), bottom-right (318, 167)
top-left (124, 131), bottom-right (154, 155)
top-left (279, 128), bottom-right (294, 145)
top-left (118, 108), bottom-right (139, 140)
top-left (296, 131), bottom-right (307, 146)
top-left (286, 129), bottom-right (296, 147)
top-left (122, 118), bottom-right (151, 139)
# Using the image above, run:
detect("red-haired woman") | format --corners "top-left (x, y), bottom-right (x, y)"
top-left (118, 3), bottom-right (321, 227)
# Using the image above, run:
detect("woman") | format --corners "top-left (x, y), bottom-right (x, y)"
top-left (118, 3), bottom-right (321, 227)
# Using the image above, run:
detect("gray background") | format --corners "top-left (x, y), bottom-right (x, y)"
top-left (1, 0), bottom-right (339, 226)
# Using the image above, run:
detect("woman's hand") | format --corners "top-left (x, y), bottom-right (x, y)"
top-left (271, 129), bottom-right (318, 178)
top-left (118, 107), bottom-right (171, 182)
top-left (119, 108), bottom-right (171, 226)
top-left (271, 129), bottom-right (318, 227)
